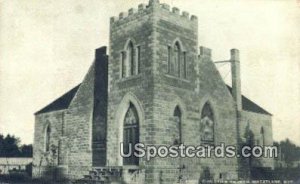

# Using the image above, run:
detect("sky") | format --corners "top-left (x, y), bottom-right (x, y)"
top-left (0, 0), bottom-right (299, 145)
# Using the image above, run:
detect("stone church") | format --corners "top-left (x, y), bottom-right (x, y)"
top-left (33, 0), bottom-right (274, 183)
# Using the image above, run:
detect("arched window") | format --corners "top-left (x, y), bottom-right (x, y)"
top-left (173, 106), bottom-right (182, 145)
top-left (136, 46), bottom-right (141, 74)
top-left (121, 40), bottom-right (140, 78)
top-left (45, 125), bottom-right (51, 152)
top-left (260, 127), bottom-right (265, 146)
top-left (167, 46), bottom-right (171, 74)
top-left (123, 103), bottom-right (139, 165)
top-left (182, 51), bottom-right (187, 78)
top-left (167, 41), bottom-right (187, 78)
top-left (174, 42), bottom-right (181, 77)
top-left (200, 102), bottom-right (214, 143)
top-left (121, 51), bottom-right (126, 78)
top-left (127, 41), bottom-right (135, 76)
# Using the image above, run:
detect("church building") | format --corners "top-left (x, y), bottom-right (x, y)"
top-left (33, 0), bottom-right (274, 183)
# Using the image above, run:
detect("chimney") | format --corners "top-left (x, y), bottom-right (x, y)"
top-left (95, 46), bottom-right (108, 86)
top-left (230, 49), bottom-right (242, 111)
top-left (95, 46), bottom-right (107, 59)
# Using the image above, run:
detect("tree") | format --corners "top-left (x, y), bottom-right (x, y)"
top-left (0, 133), bottom-right (33, 157)
top-left (1, 134), bottom-right (21, 157)
top-left (0, 134), bottom-right (4, 156)
top-left (279, 139), bottom-right (300, 167)
top-left (20, 144), bottom-right (33, 157)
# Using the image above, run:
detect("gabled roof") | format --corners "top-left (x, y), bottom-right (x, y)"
top-left (226, 85), bottom-right (272, 115)
top-left (36, 84), bottom-right (271, 116)
top-left (35, 46), bottom-right (108, 116)
top-left (35, 84), bottom-right (81, 115)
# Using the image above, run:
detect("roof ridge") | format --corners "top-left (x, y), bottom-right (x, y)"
top-left (35, 84), bottom-right (81, 115)
top-left (226, 85), bottom-right (272, 115)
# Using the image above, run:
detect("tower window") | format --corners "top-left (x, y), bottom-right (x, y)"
top-left (182, 51), bottom-right (187, 78)
top-left (174, 42), bottom-right (181, 77)
top-left (167, 46), bottom-right (171, 74)
top-left (136, 46), bottom-right (141, 74)
top-left (121, 51), bottom-right (126, 78)
top-left (127, 42), bottom-right (135, 76)
top-left (121, 40), bottom-right (140, 78)
top-left (167, 40), bottom-right (187, 78)
top-left (182, 52), bottom-right (187, 79)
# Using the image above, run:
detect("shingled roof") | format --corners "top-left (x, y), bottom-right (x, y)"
top-left (35, 84), bottom-right (81, 115)
top-left (226, 85), bottom-right (272, 115)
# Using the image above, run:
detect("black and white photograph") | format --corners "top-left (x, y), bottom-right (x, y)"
top-left (0, 0), bottom-right (299, 183)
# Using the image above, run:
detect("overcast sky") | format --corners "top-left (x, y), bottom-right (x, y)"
top-left (0, 0), bottom-right (299, 145)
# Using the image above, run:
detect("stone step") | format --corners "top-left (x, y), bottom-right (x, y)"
top-left (89, 170), bottom-right (98, 176)
top-left (81, 166), bottom-right (144, 184)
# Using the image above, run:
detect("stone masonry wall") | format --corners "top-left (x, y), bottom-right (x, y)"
top-left (33, 48), bottom-right (109, 180)
top-left (240, 110), bottom-right (274, 169)
top-left (107, 2), bottom-right (156, 169)
top-left (148, 54), bottom-right (240, 183)
top-left (149, 4), bottom-right (198, 183)
top-left (32, 110), bottom-right (65, 178)
top-left (149, 3), bottom-right (239, 183)
top-left (63, 62), bottom-right (96, 179)
top-left (33, 1), bottom-right (273, 183)
top-left (107, 1), bottom-right (239, 183)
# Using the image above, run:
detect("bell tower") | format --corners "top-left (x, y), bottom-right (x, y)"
top-left (108, 0), bottom-right (198, 88)
top-left (106, 0), bottom-right (199, 183)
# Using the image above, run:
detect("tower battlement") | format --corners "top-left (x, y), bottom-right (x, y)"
top-left (159, 3), bottom-right (197, 21)
top-left (110, 0), bottom-right (197, 24)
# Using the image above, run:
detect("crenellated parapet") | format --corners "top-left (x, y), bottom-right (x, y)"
top-left (159, 2), bottom-right (198, 22)
top-left (110, 0), bottom-right (198, 25)
top-left (110, 3), bottom-right (147, 24)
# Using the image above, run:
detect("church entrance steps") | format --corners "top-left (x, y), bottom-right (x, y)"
top-left (75, 166), bottom-right (144, 184)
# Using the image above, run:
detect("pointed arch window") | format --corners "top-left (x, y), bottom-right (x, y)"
top-left (182, 51), bottom-right (187, 78)
top-left (120, 40), bottom-right (141, 78)
top-left (167, 46), bottom-right (171, 74)
top-left (174, 42), bottom-right (181, 77)
top-left (45, 125), bottom-right (51, 152)
top-left (127, 41), bottom-right (135, 76)
top-left (121, 51), bottom-right (126, 78)
top-left (123, 103), bottom-right (139, 165)
top-left (136, 46), bottom-right (141, 74)
top-left (167, 40), bottom-right (187, 78)
top-left (260, 127), bottom-right (265, 146)
top-left (172, 106), bottom-right (182, 145)
top-left (200, 103), bottom-right (214, 143)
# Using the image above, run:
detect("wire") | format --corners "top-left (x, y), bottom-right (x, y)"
top-left (222, 68), bottom-right (231, 80)
top-left (215, 62), bottom-right (229, 69)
